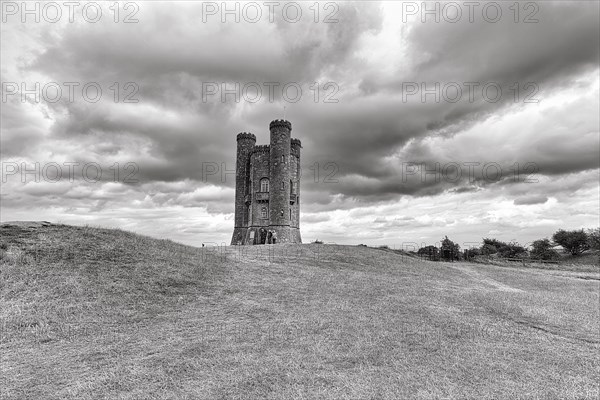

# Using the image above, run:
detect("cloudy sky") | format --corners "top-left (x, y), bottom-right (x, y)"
top-left (1, 1), bottom-right (599, 248)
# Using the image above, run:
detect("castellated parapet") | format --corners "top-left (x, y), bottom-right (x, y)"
top-left (231, 120), bottom-right (302, 245)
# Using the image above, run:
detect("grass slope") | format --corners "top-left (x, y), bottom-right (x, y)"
top-left (1, 222), bottom-right (599, 399)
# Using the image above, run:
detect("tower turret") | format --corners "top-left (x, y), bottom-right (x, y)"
top-left (231, 132), bottom-right (256, 245)
top-left (290, 138), bottom-right (302, 231)
top-left (268, 120), bottom-right (291, 228)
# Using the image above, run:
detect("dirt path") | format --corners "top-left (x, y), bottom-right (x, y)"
top-left (447, 263), bottom-right (524, 292)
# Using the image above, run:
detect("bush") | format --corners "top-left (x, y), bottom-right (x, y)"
top-left (530, 239), bottom-right (559, 260)
top-left (480, 243), bottom-right (498, 256)
top-left (441, 236), bottom-right (460, 261)
top-left (312, 239), bottom-right (324, 244)
top-left (587, 228), bottom-right (600, 250)
top-left (502, 241), bottom-right (527, 258)
top-left (464, 248), bottom-right (481, 260)
top-left (552, 229), bottom-right (589, 256)
top-left (418, 245), bottom-right (440, 261)
top-left (481, 238), bottom-right (526, 258)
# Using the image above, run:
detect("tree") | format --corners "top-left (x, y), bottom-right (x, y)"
top-left (587, 228), bottom-right (600, 250)
top-left (482, 238), bottom-right (503, 248)
top-left (502, 241), bottom-right (527, 258)
top-left (441, 236), bottom-right (460, 261)
top-left (418, 245), bottom-right (439, 261)
top-left (480, 243), bottom-right (498, 256)
top-left (480, 238), bottom-right (526, 258)
top-left (464, 247), bottom-right (481, 260)
top-left (552, 229), bottom-right (590, 256)
top-left (530, 239), bottom-right (559, 260)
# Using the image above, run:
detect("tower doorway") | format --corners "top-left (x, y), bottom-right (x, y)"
top-left (260, 228), bottom-right (267, 244)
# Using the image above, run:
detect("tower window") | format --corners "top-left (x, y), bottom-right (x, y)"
top-left (281, 155), bottom-right (285, 163)
top-left (260, 178), bottom-right (269, 192)
top-left (290, 180), bottom-right (296, 195)
top-left (261, 207), bottom-right (268, 219)
top-left (290, 209), bottom-right (292, 219)
top-left (281, 182), bottom-right (285, 189)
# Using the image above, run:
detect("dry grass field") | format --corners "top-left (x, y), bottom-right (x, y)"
top-left (1, 222), bottom-right (599, 399)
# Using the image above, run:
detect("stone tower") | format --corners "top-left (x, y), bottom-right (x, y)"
top-left (231, 119), bottom-right (302, 245)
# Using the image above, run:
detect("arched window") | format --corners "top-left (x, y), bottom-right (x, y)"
top-left (290, 180), bottom-right (296, 195)
top-left (261, 207), bottom-right (268, 219)
top-left (260, 178), bottom-right (269, 192)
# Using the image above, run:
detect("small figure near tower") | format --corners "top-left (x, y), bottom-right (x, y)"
top-left (231, 119), bottom-right (302, 245)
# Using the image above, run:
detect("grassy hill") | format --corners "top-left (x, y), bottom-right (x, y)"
top-left (1, 222), bottom-right (599, 399)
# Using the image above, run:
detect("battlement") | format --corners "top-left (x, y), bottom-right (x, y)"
top-left (291, 138), bottom-right (302, 148)
top-left (237, 132), bottom-right (256, 141)
top-left (269, 119), bottom-right (292, 131)
top-left (251, 145), bottom-right (270, 153)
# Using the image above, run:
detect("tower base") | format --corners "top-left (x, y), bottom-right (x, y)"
top-left (267, 226), bottom-right (302, 244)
top-left (230, 226), bottom-right (301, 245)
top-left (231, 227), bottom-right (248, 245)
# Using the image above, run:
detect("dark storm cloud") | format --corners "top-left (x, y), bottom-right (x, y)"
top-left (404, 3), bottom-right (599, 84)
top-left (307, 1), bottom-right (600, 198)
top-left (514, 195), bottom-right (548, 206)
top-left (3, 1), bottom-right (598, 213)
top-left (0, 88), bottom-right (49, 157)
top-left (28, 2), bottom-right (382, 103)
top-left (11, 2), bottom-right (383, 193)
top-left (44, 100), bottom-right (234, 184)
